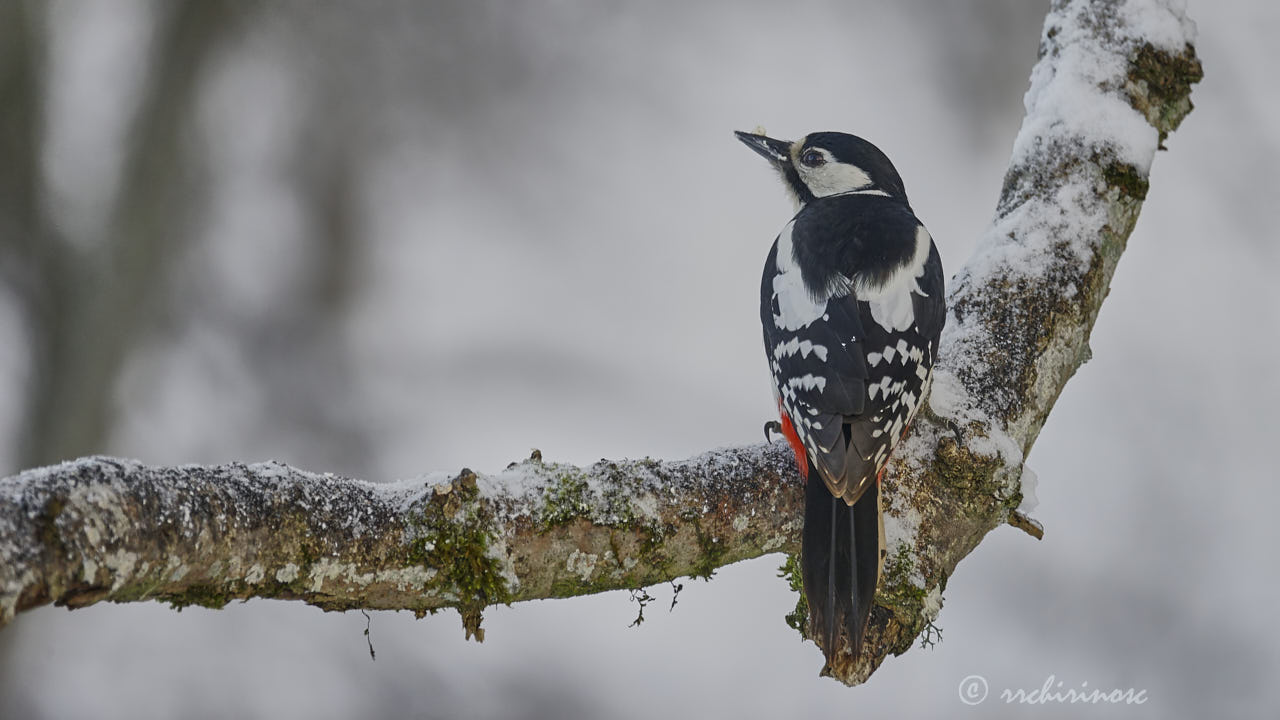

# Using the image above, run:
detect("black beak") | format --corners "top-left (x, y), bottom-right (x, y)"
top-left (734, 130), bottom-right (792, 167)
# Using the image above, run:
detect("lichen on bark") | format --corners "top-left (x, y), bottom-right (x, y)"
top-left (0, 444), bottom-right (805, 644)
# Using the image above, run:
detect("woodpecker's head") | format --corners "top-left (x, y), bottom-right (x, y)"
top-left (734, 130), bottom-right (907, 209)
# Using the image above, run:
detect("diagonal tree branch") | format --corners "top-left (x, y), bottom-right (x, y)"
top-left (0, 0), bottom-right (1201, 686)
top-left (834, 0), bottom-right (1203, 685)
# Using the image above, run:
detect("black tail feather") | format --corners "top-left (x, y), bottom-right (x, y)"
top-left (851, 481), bottom-right (881, 654)
top-left (803, 478), bottom-right (881, 664)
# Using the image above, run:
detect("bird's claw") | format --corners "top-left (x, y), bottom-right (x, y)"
top-left (763, 420), bottom-right (782, 443)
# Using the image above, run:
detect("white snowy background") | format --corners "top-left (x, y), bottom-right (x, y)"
top-left (1, 1), bottom-right (1277, 718)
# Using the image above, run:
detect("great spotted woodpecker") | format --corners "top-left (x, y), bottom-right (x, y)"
top-left (735, 130), bottom-right (945, 668)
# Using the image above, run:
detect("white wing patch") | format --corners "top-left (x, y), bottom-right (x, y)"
top-left (857, 225), bottom-right (933, 333)
top-left (771, 221), bottom-right (841, 331)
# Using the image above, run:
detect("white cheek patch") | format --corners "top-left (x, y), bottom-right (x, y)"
top-left (797, 161), bottom-right (874, 198)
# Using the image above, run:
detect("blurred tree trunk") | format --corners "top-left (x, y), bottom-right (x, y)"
top-left (232, 111), bottom-right (373, 477)
top-left (10, 1), bottom-right (238, 470)
top-left (0, 0), bottom-right (46, 336)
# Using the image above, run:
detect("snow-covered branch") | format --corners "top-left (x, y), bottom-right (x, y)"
top-left (0, 0), bottom-right (1200, 687)
top-left (835, 0), bottom-right (1202, 685)
top-left (0, 448), bottom-right (802, 640)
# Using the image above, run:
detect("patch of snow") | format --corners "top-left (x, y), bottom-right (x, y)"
top-left (631, 492), bottom-right (660, 522)
top-left (1014, 0), bottom-right (1196, 176)
top-left (923, 369), bottom-right (967, 425)
top-left (933, 0), bottom-right (1195, 469)
top-left (883, 520), bottom-right (923, 586)
top-left (1017, 465), bottom-right (1040, 515)
top-left (1120, 0), bottom-right (1197, 52)
top-left (473, 464), bottom-right (541, 505)
top-left (921, 585), bottom-right (943, 622)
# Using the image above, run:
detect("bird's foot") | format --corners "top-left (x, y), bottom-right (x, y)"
top-left (763, 420), bottom-right (783, 443)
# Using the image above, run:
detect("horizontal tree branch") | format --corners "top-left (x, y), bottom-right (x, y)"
top-left (0, 0), bottom-right (1200, 688)
top-left (0, 447), bottom-right (802, 641)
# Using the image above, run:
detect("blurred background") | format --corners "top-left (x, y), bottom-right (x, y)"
top-left (0, 0), bottom-right (1276, 718)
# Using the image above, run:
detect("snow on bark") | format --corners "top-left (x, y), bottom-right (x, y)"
top-left (0, 447), bottom-right (803, 641)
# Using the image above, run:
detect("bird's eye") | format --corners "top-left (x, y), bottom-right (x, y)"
top-left (800, 149), bottom-right (826, 167)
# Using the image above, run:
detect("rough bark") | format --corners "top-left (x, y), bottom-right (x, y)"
top-left (0, 0), bottom-right (1201, 686)
top-left (826, 0), bottom-right (1202, 685)
top-left (0, 448), bottom-right (801, 643)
